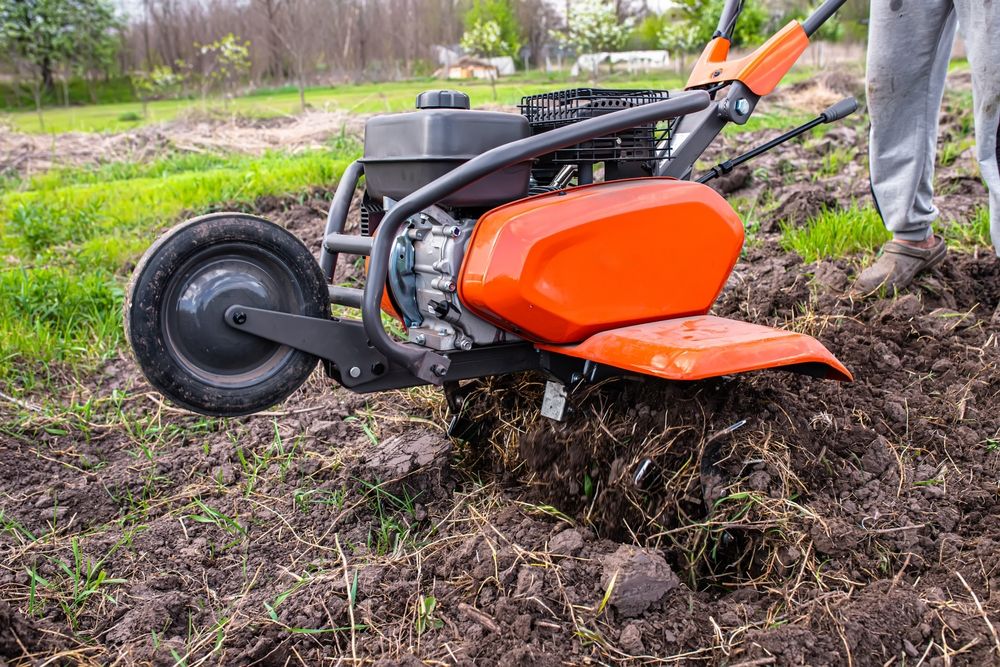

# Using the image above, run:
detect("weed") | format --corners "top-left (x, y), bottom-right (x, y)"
top-left (815, 145), bottom-right (858, 178)
top-left (780, 204), bottom-right (891, 262)
top-left (186, 497), bottom-right (246, 548)
top-left (414, 595), bottom-right (443, 634)
top-left (942, 206), bottom-right (991, 250)
top-left (292, 486), bottom-right (347, 511)
top-left (45, 537), bottom-right (127, 629)
top-left (358, 478), bottom-right (419, 556)
top-left (233, 420), bottom-right (302, 496)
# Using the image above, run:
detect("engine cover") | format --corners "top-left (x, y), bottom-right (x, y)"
top-left (458, 178), bottom-right (745, 344)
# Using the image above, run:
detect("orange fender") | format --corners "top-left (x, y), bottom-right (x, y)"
top-left (537, 315), bottom-right (851, 382)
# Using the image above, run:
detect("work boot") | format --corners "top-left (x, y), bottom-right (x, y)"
top-left (852, 236), bottom-right (947, 295)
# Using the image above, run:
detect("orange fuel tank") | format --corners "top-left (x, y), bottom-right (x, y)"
top-left (458, 178), bottom-right (745, 344)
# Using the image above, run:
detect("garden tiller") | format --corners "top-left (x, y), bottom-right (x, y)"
top-left (126, 0), bottom-right (856, 420)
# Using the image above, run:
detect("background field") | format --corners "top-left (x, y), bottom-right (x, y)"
top-left (1, 61), bottom-right (999, 666)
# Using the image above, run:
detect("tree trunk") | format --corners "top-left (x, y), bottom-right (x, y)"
top-left (41, 56), bottom-right (55, 93)
top-left (297, 57), bottom-right (306, 112)
top-left (61, 76), bottom-right (70, 108)
top-left (32, 82), bottom-right (45, 131)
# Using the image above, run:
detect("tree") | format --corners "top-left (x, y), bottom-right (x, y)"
top-left (555, 0), bottom-right (633, 75)
top-left (464, 0), bottom-right (521, 58)
top-left (198, 33), bottom-right (251, 108)
top-left (131, 63), bottom-right (187, 117)
top-left (673, 0), bottom-right (768, 48)
top-left (260, 0), bottom-right (313, 112)
top-left (460, 19), bottom-right (506, 98)
top-left (0, 0), bottom-right (72, 128)
top-left (71, 0), bottom-right (122, 104)
top-left (659, 21), bottom-right (700, 73)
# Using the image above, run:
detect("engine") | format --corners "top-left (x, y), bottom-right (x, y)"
top-left (359, 88), bottom-right (674, 351)
top-left (360, 89), bottom-right (530, 352)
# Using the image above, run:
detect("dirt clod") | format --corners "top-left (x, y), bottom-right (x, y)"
top-left (363, 431), bottom-right (452, 497)
top-left (601, 545), bottom-right (681, 618)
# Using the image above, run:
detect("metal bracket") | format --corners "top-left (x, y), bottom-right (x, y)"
top-left (224, 305), bottom-right (387, 388)
top-left (540, 381), bottom-right (569, 422)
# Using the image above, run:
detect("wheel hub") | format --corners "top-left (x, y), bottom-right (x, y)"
top-left (162, 245), bottom-right (303, 388)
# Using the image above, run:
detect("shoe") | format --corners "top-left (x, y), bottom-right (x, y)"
top-left (852, 236), bottom-right (947, 295)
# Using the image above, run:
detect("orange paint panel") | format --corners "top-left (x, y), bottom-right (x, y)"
top-left (686, 21), bottom-right (809, 96)
top-left (459, 178), bottom-right (744, 344)
top-left (538, 315), bottom-right (852, 382)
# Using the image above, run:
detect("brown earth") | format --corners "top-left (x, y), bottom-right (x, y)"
top-left (2, 69), bottom-right (1000, 665)
top-left (0, 109), bottom-right (366, 178)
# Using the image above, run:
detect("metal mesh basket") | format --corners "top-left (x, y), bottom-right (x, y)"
top-left (519, 88), bottom-right (674, 163)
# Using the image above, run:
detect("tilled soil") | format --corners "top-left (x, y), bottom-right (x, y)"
top-left (2, 70), bottom-right (1000, 666)
top-left (0, 109), bottom-right (365, 178)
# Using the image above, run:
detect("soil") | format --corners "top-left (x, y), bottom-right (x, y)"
top-left (0, 109), bottom-right (366, 179)
top-left (2, 68), bottom-right (999, 665)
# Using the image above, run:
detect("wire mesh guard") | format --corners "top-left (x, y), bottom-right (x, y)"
top-left (519, 88), bottom-right (675, 164)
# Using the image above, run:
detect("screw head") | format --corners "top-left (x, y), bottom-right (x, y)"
top-left (734, 98), bottom-right (750, 116)
top-left (232, 311), bottom-right (247, 325)
top-left (431, 364), bottom-right (447, 377)
top-left (348, 366), bottom-right (362, 378)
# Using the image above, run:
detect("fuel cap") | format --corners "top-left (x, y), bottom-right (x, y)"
top-left (416, 89), bottom-right (471, 110)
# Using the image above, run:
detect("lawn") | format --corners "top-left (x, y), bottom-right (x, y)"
top-left (1, 66), bottom-right (828, 135)
top-left (0, 143), bottom-right (357, 393)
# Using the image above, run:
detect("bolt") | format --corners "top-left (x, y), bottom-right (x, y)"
top-left (431, 364), bottom-right (447, 377)
top-left (413, 333), bottom-right (427, 345)
top-left (445, 281), bottom-right (456, 292)
top-left (458, 338), bottom-right (473, 351)
top-left (232, 311), bottom-right (247, 325)
top-left (734, 98), bottom-right (750, 116)
top-left (348, 366), bottom-right (362, 378)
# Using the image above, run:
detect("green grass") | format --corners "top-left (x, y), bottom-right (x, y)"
top-left (942, 206), bottom-right (992, 250)
top-left (0, 144), bottom-right (357, 392)
top-left (2, 71), bottom-right (685, 134)
top-left (1, 66), bottom-right (823, 135)
top-left (780, 204), bottom-right (891, 263)
top-left (0, 76), bottom-right (136, 111)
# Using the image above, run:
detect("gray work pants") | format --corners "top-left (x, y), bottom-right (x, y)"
top-left (867, 0), bottom-right (1000, 255)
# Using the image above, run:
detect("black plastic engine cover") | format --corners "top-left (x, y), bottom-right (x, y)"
top-left (362, 91), bottom-right (531, 208)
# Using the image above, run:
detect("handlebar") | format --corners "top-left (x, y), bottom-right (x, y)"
top-left (802, 0), bottom-right (849, 36)
top-left (715, 0), bottom-right (848, 42)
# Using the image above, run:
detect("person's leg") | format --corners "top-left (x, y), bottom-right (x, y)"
top-left (952, 0), bottom-right (1000, 257)
top-left (856, 1), bottom-right (956, 292)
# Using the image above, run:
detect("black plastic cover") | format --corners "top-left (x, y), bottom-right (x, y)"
top-left (362, 98), bottom-right (530, 207)
top-left (416, 89), bottom-right (470, 110)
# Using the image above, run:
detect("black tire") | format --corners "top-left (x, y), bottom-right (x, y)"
top-left (125, 212), bottom-right (329, 416)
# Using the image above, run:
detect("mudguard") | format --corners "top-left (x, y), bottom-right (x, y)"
top-left (537, 315), bottom-right (852, 382)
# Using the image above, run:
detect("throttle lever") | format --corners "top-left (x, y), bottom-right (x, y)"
top-left (698, 96), bottom-right (858, 184)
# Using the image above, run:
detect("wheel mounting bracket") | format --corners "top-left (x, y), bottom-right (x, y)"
top-left (224, 305), bottom-right (388, 388)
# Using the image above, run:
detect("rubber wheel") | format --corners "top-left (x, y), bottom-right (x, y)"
top-left (125, 213), bottom-right (329, 416)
